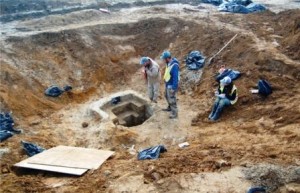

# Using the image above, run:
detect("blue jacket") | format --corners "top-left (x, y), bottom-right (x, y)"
top-left (165, 58), bottom-right (179, 90)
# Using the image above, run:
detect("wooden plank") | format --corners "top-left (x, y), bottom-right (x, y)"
top-left (14, 160), bottom-right (87, 175)
top-left (26, 146), bottom-right (114, 169)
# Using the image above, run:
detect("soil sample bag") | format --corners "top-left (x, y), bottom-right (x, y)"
top-left (258, 79), bottom-right (272, 96)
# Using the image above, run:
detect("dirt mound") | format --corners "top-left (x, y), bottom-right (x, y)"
top-left (243, 164), bottom-right (300, 192)
top-left (0, 16), bottom-right (185, 120)
top-left (0, 6), bottom-right (299, 193)
top-left (277, 10), bottom-right (300, 60)
top-left (189, 10), bottom-right (300, 126)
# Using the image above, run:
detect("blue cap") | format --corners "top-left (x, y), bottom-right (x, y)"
top-left (220, 76), bottom-right (232, 85)
top-left (140, 57), bottom-right (149, 65)
top-left (160, 50), bottom-right (171, 59)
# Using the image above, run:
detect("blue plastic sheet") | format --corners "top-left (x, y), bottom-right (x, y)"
top-left (21, 141), bottom-right (45, 157)
top-left (0, 131), bottom-right (13, 142)
top-left (246, 3), bottom-right (267, 12)
top-left (228, 0), bottom-right (252, 6)
top-left (185, 50), bottom-right (206, 70)
top-left (0, 112), bottom-right (14, 131)
top-left (202, 0), bottom-right (224, 6)
top-left (0, 112), bottom-right (21, 142)
top-left (215, 69), bottom-right (241, 82)
top-left (138, 145), bottom-right (167, 160)
top-left (45, 85), bottom-right (72, 97)
top-left (247, 187), bottom-right (266, 193)
top-left (218, 2), bottom-right (250, 13)
top-left (204, 0), bottom-right (266, 14)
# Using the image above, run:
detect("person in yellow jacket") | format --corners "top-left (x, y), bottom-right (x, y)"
top-left (209, 76), bottom-right (238, 121)
top-left (160, 50), bottom-right (180, 119)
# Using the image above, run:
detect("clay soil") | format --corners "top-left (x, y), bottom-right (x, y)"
top-left (0, 4), bottom-right (299, 193)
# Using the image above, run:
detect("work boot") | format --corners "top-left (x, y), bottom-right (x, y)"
top-left (169, 114), bottom-right (177, 119)
top-left (162, 106), bottom-right (171, 112)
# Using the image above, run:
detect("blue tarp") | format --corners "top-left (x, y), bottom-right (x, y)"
top-left (0, 131), bottom-right (13, 142)
top-left (21, 141), bottom-right (45, 157)
top-left (0, 112), bottom-right (21, 142)
top-left (246, 3), bottom-right (267, 12)
top-left (218, 2), bottom-right (266, 13)
top-left (215, 69), bottom-right (241, 82)
top-left (219, 2), bottom-right (250, 13)
top-left (0, 112), bottom-right (14, 131)
top-left (247, 187), bottom-right (266, 193)
top-left (203, 0), bottom-right (266, 14)
top-left (203, 0), bottom-right (252, 6)
top-left (138, 145), bottom-right (167, 160)
top-left (202, 0), bottom-right (224, 6)
top-left (45, 85), bottom-right (72, 97)
top-left (228, 0), bottom-right (252, 6)
top-left (185, 50), bottom-right (206, 70)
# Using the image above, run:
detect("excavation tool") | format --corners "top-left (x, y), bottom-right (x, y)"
top-left (206, 33), bottom-right (238, 66)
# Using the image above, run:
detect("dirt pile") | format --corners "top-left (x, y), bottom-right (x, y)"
top-left (277, 10), bottom-right (300, 60)
top-left (243, 164), bottom-right (300, 192)
top-left (0, 5), bottom-right (299, 193)
top-left (0, 16), bottom-right (183, 119)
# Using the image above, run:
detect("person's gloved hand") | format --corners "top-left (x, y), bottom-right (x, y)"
top-left (218, 94), bottom-right (225, 98)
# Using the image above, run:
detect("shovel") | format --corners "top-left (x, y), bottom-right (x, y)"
top-left (206, 33), bottom-right (238, 66)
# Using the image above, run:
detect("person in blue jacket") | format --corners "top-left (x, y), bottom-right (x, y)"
top-left (160, 50), bottom-right (180, 119)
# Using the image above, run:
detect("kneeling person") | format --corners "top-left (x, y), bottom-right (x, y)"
top-left (209, 76), bottom-right (238, 121)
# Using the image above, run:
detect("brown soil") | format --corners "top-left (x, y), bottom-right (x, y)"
top-left (0, 5), bottom-right (299, 193)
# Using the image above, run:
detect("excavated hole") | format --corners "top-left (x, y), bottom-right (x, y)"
top-left (99, 92), bottom-right (153, 127)
top-left (111, 101), bottom-right (152, 127)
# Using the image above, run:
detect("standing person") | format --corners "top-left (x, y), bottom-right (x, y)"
top-left (209, 76), bottom-right (238, 121)
top-left (160, 50), bottom-right (180, 119)
top-left (140, 57), bottom-right (161, 103)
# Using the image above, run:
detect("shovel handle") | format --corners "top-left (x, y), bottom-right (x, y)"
top-left (211, 34), bottom-right (238, 60)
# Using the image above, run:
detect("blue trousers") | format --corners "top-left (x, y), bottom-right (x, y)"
top-left (209, 97), bottom-right (231, 120)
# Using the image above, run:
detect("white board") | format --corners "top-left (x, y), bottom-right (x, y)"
top-left (14, 161), bottom-right (87, 175)
top-left (14, 146), bottom-right (114, 175)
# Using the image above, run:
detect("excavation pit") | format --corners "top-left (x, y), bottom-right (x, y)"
top-left (90, 91), bottom-right (153, 127)
top-left (111, 100), bottom-right (151, 127)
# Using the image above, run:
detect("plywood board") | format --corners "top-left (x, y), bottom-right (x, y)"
top-left (14, 146), bottom-right (114, 175)
top-left (26, 146), bottom-right (114, 169)
top-left (14, 161), bottom-right (87, 175)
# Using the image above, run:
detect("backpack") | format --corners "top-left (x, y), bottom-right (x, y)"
top-left (215, 69), bottom-right (241, 82)
top-left (258, 79), bottom-right (272, 96)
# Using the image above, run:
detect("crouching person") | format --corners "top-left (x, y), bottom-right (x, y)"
top-left (209, 76), bottom-right (238, 121)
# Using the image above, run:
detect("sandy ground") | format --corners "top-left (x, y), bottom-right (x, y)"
top-left (0, 2), bottom-right (300, 193)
